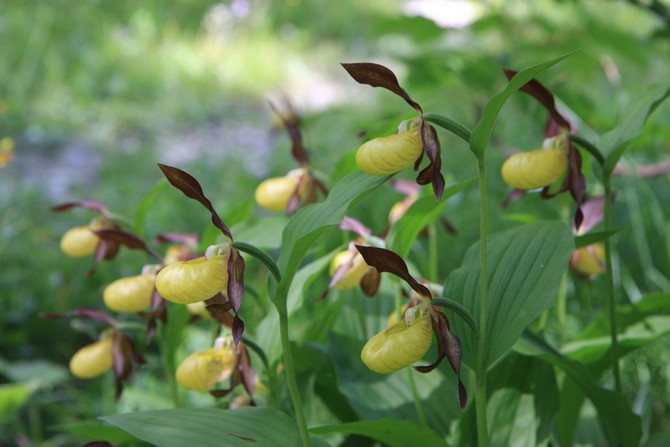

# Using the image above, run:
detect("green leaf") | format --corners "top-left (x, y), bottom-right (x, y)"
top-left (517, 331), bottom-right (642, 447)
top-left (233, 241), bottom-right (281, 282)
top-left (487, 389), bottom-right (537, 447)
top-left (257, 252), bottom-right (335, 365)
top-left (577, 292), bottom-right (670, 339)
top-left (563, 316), bottom-right (670, 373)
top-left (328, 333), bottom-right (461, 438)
top-left (273, 171), bottom-right (387, 308)
top-left (0, 383), bottom-right (32, 420)
top-left (311, 419), bottom-right (449, 447)
top-left (423, 112), bottom-right (472, 143)
top-left (58, 422), bottom-right (146, 443)
top-left (102, 406), bottom-right (328, 447)
top-left (387, 177), bottom-right (476, 259)
top-left (469, 51), bottom-right (576, 159)
top-left (600, 84), bottom-right (670, 174)
top-left (574, 230), bottom-right (618, 248)
top-left (232, 215), bottom-right (288, 250)
top-left (0, 359), bottom-right (68, 388)
top-left (486, 353), bottom-right (559, 443)
top-left (133, 177), bottom-right (168, 238)
top-left (443, 221), bottom-right (574, 369)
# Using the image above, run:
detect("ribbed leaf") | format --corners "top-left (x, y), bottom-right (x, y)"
top-left (443, 222), bottom-right (573, 369)
top-left (311, 419), bottom-right (449, 447)
top-left (102, 407), bottom-right (329, 447)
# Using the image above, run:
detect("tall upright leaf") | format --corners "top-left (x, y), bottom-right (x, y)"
top-left (443, 222), bottom-right (573, 369)
top-left (470, 51), bottom-right (576, 159)
top-left (273, 171), bottom-right (388, 307)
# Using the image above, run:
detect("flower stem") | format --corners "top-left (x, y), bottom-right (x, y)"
top-left (428, 223), bottom-right (438, 283)
top-left (603, 177), bottom-right (622, 392)
top-left (407, 368), bottom-right (429, 427)
top-left (278, 307), bottom-right (312, 447)
top-left (475, 159), bottom-right (490, 447)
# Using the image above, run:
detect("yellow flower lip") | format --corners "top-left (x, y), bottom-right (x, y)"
top-left (361, 313), bottom-right (433, 374)
top-left (103, 273), bottom-right (155, 313)
top-left (155, 249), bottom-right (230, 304)
top-left (329, 250), bottom-right (370, 291)
top-left (60, 225), bottom-right (99, 258)
top-left (570, 243), bottom-right (606, 276)
top-left (356, 120), bottom-right (423, 176)
top-left (254, 169), bottom-right (308, 211)
top-left (501, 146), bottom-right (568, 190)
top-left (69, 338), bottom-right (114, 379)
top-left (176, 338), bottom-right (237, 391)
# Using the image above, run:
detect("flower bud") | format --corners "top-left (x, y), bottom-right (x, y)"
top-left (356, 121), bottom-right (423, 176)
top-left (330, 250), bottom-right (370, 291)
top-left (103, 273), bottom-right (155, 313)
top-left (155, 252), bottom-right (230, 304)
top-left (176, 340), bottom-right (237, 391)
top-left (60, 225), bottom-right (99, 258)
top-left (570, 243), bottom-right (606, 276)
top-left (361, 314), bottom-right (432, 373)
top-left (69, 338), bottom-right (113, 379)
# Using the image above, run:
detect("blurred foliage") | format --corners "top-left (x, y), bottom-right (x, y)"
top-left (1, 0), bottom-right (670, 445)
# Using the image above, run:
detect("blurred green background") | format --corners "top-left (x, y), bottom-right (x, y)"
top-left (2, 0), bottom-right (670, 445)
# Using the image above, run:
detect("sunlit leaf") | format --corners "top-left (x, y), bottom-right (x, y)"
top-left (517, 331), bottom-right (642, 447)
top-left (599, 84), bottom-right (670, 174)
top-left (0, 383), bottom-right (32, 420)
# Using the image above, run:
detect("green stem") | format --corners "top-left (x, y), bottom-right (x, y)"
top-left (556, 272), bottom-right (568, 339)
top-left (603, 177), bottom-right (622, 392)
top-left (428, 224), bottom-right (438, 282)
top-left (475, 370), bottom-right (488, 446)
top-left (278, 307), bottom-right (312, 447)
top-left (407, 368), bottom-right (429, 427)
top-left (475, 159), bottom-right (489, 447)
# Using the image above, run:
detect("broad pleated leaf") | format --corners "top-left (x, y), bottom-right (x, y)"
top-left (443, 221), bottom-right (573, 369)
top-left (103, 407), bottom-right (328, 447)
top-left (311, 419), bottom-right (449, 447)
